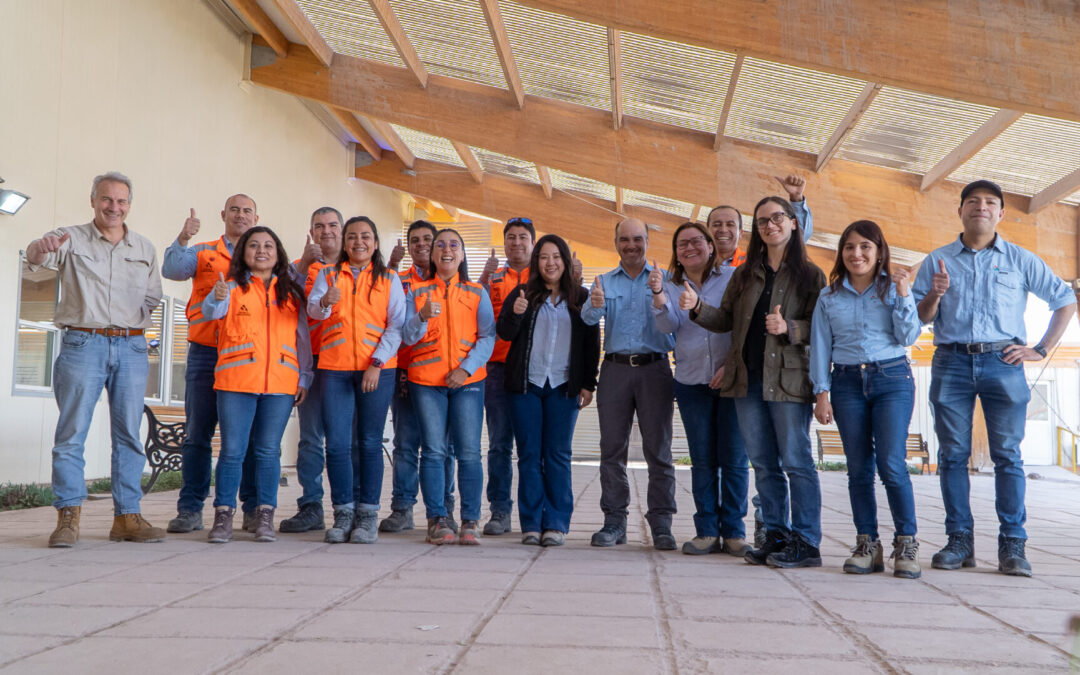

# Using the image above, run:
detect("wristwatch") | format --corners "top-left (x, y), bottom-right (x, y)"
top-left (370, 358), bottom-right (384, 368)
top-left (1032, 344), bottom-right (1047, 359)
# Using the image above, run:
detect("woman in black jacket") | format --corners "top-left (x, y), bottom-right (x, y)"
top-left (497, 234), bottom-right (600, 547)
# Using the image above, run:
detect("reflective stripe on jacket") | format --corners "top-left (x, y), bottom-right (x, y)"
top-left (317, 264), bottom-right (400, 371)
top-left (186, 237), bottom-right (231, 346)
top-left (407, 276), bottom-right (487, 386)
top-left (396, 266), bottom-right (426, 368)
top-left (214, 277), bottom-right (302, 395)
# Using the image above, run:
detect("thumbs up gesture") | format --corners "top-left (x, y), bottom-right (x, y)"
top-left (570, 251), bottom-right (583, 282)
top-left (300, 234), bottom-right (323, 270)
top-left (387, 238), bottom-right (406, 270)
top-left (678, 282), bottom-right (698, 311)
top-left (774, 174), bottom-right (806, 202)
top-left (931, 259), bottom-right (950, 298)
top-left (420, 296), bottom-right (442, 320)
top-left (765, 304), bottom-right (787, 335)
top-left (322, 280), bottom-right (341, 308)
top-left (214, 272), bottom-right (229, 301)
top-left (893, 267), bottom-right (911, 297)
top-left (647, 260), bottom-right (664, 295)
top-left (38, 231), bottom-right (71, 254)
top-left (482, 247), bottom-right (500, 279)
top-left (179, 208), bottom-right (200, 245)
top-left (512, 293), bottom-right (529, 315)
top-left (590, 276), bottom-right (605, 308)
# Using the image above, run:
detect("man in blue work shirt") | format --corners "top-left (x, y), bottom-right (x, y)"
top-left (582, 218), bottom-right (677, 550)
top-left (913, 179), bottom-right (1076, 577)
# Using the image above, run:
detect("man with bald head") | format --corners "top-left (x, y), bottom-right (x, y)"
top-left (582, 218), bottom-right (677, 550)
top-left (162, 194), bottom-right (259, 533)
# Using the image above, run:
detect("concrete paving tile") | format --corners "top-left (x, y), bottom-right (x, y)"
top-left (0, 581), bottom-right (65, 604)
top-left (0, 635), bottom-right (62, 666)
top-left (501, 589), bottom-right (655, 617)
top-left (795, 577), bottom-right (955, 604)
top-left (917, 567), bottom-right (1058, 587)
top-left (669, 618), bottom-right (858, 657)
top-left (0, 605), bottom-right (146, 636)
top-left (514, 572), bottom-right (652, 594)
top-left (378, 569), bottom-right (518, 591)
top-left (669, 596), bottom-right (817, 623)
top-left (1032, 632), bottom-right (1079, 654)
top-left (230, 639), bottom-right (454, 674)
top-left (13, 581), bottom-right (195, 608)
top-left (899, 660), bottom-right (1064, 674)
top-left (677, 652), bottom-right (879, 675)
top-left (660, 574), bottom-right (803, 600)
top-left (175, 583), bottom-right (344, 609)
top-left (457, 645), bottom-right (665, 674)
top-left (0, 560), bottom-right (132, 583)
top-left (978, 606), bottom-right (1079, 634)
top-left (161, 548), bottom-right (310, 568)
top-left (526, 557), bottom-right (650, 576)
top-left (98, 607), bottom-right (309, 638)
top-left (93, 563), bottom-right (250, 585)
top-left (402, 553), bottom-right (529, 574)
top-left (815, 597), bottom-right (1001, 629)
top-left (293, 609), bottom-right (476, 643)
top-left (957, 585), bottom-right (1080, 610)
top-left (858, 625), bottom-right (1069, 667)
top-left (236, 565), bottom-right (385, 588)
top-left (340, 587), bottom-right (503, 614)
top-left (476, 613), bottom-right (660, 649)
top-left (55, 546), bottom-right (182, 565)
top-left (5, 636), bottom-right (262, 675)
top-left (0, 549), bottom-right (62, 565)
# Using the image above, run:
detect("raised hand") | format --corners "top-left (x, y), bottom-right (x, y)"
top-left (931, 259), bottom-right (950, 298)
top-left (214, 272), bottom-right (229, 301)
top-left (178, 208), bottom-right (200, 245)
top-left (678, 282), bottom-right (698, 312)
top-left (420, 296), bottom-right (442, 320)
top-left (590, 276), bottom-right (605, 308)
top-left (774, 174), bottom-right (806, 202)
top-left (300, 234), bottom-right (323, 270)
top-left (512, 293), bottom-right (529, 314)
top-left (765, 304), bottom-right (787, 335)
top-left (893, 267), bottom-right (911, 297)
top-left (648, 259), bottom-right (664, 294)
top-left (322, 284), bottom-right (341, 308)
top-left (571, 251), bottom-right (583, 283)
top-left (38, 231), bottom-right (71, 254)
top-left (388, 238), bottom-right (405, 270)
top-left (482, 248), bottom-right (500, 279)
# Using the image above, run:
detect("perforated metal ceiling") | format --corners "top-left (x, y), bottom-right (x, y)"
top-left (389, 0), bottom-right (506, 89)
top-left (624, 189), bottom-right (694, 219)
top-left (390, 124), bottom-right (466, 168)
top-left (294, 0), bottom-right (402, 66)
top-left (471, 146), bottom-right (540, 184)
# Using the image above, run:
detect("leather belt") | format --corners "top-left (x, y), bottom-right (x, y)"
top-left (939, 340), bottom-right (1018, 354)
top-left (604, 352), bottom-right (665, 367)
top-left (68, 327), bottom-right (145, 337)
top-left (833, 356), bottom-right (909, 373)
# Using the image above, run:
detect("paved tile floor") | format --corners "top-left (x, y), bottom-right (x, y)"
top-left (1, 465), bottom-right (1078, 674)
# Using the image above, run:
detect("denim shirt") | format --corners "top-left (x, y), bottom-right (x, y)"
top-left (307, 263), bottom-right (406, 366)
top-left (652, 266), bottom-right (734, 385)
top-left (912, 234), bottom-right (1074, 344)
top-left (162, 236), bottom-right (233, 281)
top-left (581, 262), bottom-right (675, 355)
top-left (810, 274), bottom-right (920, 393)
top-left (528, 296), bottom-right (572, 388)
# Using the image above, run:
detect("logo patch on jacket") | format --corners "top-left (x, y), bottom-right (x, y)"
top-left (238, 304), bottom-right (250, 317)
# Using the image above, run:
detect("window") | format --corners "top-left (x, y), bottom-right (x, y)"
top-left (169, 302), bottom-right (189, 404)
top-left (144, 301), bottom-right (166, 400)
top-left (14, 255), bottom-right (60, 393)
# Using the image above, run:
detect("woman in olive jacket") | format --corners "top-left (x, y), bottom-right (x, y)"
top-left (682, 195), bottom-right (826, 569)
top-left (497, 234), bottom-right (601, 547)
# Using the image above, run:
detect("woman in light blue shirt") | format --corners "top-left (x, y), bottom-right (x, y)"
top-left (650, 222), bottom-right (749, 557)
top-left (810, 220), bottom-right (921, 578)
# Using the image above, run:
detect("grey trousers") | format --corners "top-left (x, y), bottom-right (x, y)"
top-left (596, 358), bottom-right (676, 530)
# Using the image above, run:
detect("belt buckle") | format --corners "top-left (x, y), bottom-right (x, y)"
top-left (965, 343), bottom-right (985, 354)
top-left (628, 354), bottom-right (642, 367)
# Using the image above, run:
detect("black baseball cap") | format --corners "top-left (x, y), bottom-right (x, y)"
top-left (960, 179), bottom-right (1004, 203)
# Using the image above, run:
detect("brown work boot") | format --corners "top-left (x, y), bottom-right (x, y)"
top-left (109, 514), bottom-right (166, 543)
top-left (48, 506), bottom-right (81, 548)
top-left (253, 506), bottom-right (276, 542)
top-left (208, 507), bottom-right (235, 544)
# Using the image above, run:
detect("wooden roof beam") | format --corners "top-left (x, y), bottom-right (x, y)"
top-left (615, 186), bottom-right (624, 214)
top-left (479, 0), bottom-right (525, 109)
top-left (451, 140), bottom-right (483, 184)
top-left (1028, 168), bottom-right (1080, 215)
top-left (714, 54), bottom-right (743, 150)
top-left (509, 0), bottom-right (1080, 123)
top-left (816, 82), bottom-right (882, 172)
top-left (231, 0), bottom-right (288, 57)
top-left (920, 109), bottom-right (1022, 192)
top-left (328, 107), bottom-right (382, 160)
top-left (536, 164), bottom-right (553, 198)
top-left (608, 28), bottom-right (623, 130)
top-left (367, 0), bottom-right (428, 88)
top-left (270, 0), bottom-right (333, 67)
top-left (366, 117), bottom-right (415, 169)
top-left (690, 205), bottom-right (703, 223)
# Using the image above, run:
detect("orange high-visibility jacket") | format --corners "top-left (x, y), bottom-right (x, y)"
top-left (214, 277), bottom-right (304, 395)
top-left (186, 237), bottom-right (232, 347)
top-left (487, 265), bottom-right (529, 363)
top-left (316, 264), bottom-right (401, 371)
top-left (292, 259), bottom-right (330, 356)
top-left (395, 265), bottom-right (426, 369)
top-left (407, 274), bottom-right (490, 387)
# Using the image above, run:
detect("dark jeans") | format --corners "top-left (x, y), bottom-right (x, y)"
top-left (831, 358), bottom-right (917, 538)
top-left (596, 358), bottom-right (676, 530)
top-left (674, 382), bottom-right (749, 539)
top-left (484, 362), bottom-right (516, 515)
top-left (389, 370), bottom-right (455, 511)
top-left (321, 368), bottom-right (396, 509)
top-left (295, 364), bottom-right (326, 508)
top-left (509, 382), bottom-right (580, 533)
top-left (214, 392), bottom-right (293, 509)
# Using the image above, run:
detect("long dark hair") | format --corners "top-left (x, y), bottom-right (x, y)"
top-left (337, 216), bottom-right (387, 302)
top-left (523, 234), bottom-right (582, 313)
top-left (428, 228), bottom-right (470, 281)
top-left (228, 226), bottom-right (305, 309)
top-left (730, 196), bottom-right (816, 295)
top-left (668, 222), bottom-right (717, 286)
top-left (829, 220), bottom-right (892, 303)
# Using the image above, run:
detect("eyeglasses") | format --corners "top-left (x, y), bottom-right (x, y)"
top-left (754, 212), bottom-right (790, 229)
top-left (676, 235), bottom-right (708, 250)
top-left (507, 217), bottom-right (532, 226)
top-left (433, 240), bottom-right (461, 250)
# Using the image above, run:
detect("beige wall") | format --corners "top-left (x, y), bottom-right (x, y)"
top-left (0, 0), bottom-right (409, 484)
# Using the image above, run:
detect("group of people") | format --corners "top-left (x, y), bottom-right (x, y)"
top-left (32, 171), bottom-right (1075, 580)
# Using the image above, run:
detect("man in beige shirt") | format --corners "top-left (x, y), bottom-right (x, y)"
top-left (26, 171), bottom-right (165, 547)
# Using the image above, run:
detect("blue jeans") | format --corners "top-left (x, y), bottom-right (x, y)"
top-left (831, 358), bottom-right (917, 538)
top-left (509, 383), bottom-right (579, 533)
top-left (389, 370), bottom-right (454, 510)
top-left (214, 391), bottom-right (293, 509)
top-left (409, 380), bottom-right (484, 521)
top-left (930, 349), bottom-right (1030, 539)
top-left (484, 362), bottom-right (515, 515)
top-left (321, 368), bottom-right (395, 509)
top-left (734, 374), bottom-right (821, 547)
top-left (674, 382), bottom-right (749, 539)
top-left (295, 363), bottom-right (326, 508)
top-left (51, 331), bottom-right (148, 515)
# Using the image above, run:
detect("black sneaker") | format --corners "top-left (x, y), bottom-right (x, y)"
top-left (767, 535), bottom-right (822, 568)
top-left (324, 506), bottom-right (355, 544)
top-left (482, 511), bottom-right (512, 536)
top-left (591, 518), bottom-right (627, 547)
top-left (279, 502), bottom-right (325, 533)
top-left (167, 510), bottom-right (204, 533)
top-left (651, 527), bottom-right (677, 551)
top-left (379, 508), bottom-right (414, 533)
top-left (745, 530), bottom-right (787, 565)
top-left (998, 535), bottom-right (1032, 577)
top-left (931, 531), bottom-right (975, 570)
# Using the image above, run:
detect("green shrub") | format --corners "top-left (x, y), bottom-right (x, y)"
top-left (0, 483), bottom-right (55, 511)
top-left (85, 471), bottom-right (196, 495)
top-left (674, 456), bottom-right (693, 466)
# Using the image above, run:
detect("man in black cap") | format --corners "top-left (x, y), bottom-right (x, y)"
top-left (911, 180), bottom-right (1076, 577)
